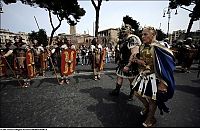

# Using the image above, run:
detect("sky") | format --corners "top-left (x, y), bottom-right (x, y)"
top-left (1, 0), bottom-right (200, 37)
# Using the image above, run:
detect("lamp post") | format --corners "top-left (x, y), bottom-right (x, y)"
top-left (0, 2), bottom-right (3, 44)
top-left (163, 7), bottom-right (177, 37)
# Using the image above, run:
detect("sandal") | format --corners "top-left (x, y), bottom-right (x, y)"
top-left (22, 82), bottom-right (29, 88)
top-left (97, 75), bottom-right (101, 80)
top-left (143, 118), bottom-right (156, 127)
top-left (65, 79), bottom-right (69, 84)
top-left (59, 80), bottom-right (64, 85)
top-left (94, 76), bottom-right (98, 81)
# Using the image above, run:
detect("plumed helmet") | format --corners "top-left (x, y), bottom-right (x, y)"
top-left (122, 15), bottom-right (138, 32)
top-left (121, 24), bottom-right (132, 32)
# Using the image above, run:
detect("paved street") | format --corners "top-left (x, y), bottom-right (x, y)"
top-left (0, 63), bottom-right (200, 127)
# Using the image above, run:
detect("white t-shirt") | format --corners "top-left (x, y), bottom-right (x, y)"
top-left (90, 45), bottom-right (96, 52)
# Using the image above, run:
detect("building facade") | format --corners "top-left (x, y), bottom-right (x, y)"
top-left (169, 30), bottom-right (186, 44)
top-left (98, 28), bottom-right (119, 48)
top-left (0, 29), bottom-right (29, 44)
top-left (0, 27), bottom-right (122, 49)
top-left (169, 29), bottom-right (200, 45)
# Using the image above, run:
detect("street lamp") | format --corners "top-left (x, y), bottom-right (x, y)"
top-left (0, 1), bottom-right (3, 13)
top-left (163, 7), bottom-right (177, 37)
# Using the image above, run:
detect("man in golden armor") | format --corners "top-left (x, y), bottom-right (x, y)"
top-left (132, 26), bottom-right (175, 127)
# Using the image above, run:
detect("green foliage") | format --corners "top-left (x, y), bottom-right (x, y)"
top-left (156, 29), bottom-right (167, 41)
top-left (28, 29), bottom-right (48, 46)
top-left (169, 0), bottom-right (199, 20)
top-left (28, 31), bottom-right (37, 42)
top-left (2, 0), bottom-right (86, 25)
top-left (191, 2), bottom-right (200, 20)
top-left (176, 0), bottom-right (192, 6)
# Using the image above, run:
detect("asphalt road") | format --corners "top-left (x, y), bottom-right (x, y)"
top-left (0, 63), bottom-right (200, 128)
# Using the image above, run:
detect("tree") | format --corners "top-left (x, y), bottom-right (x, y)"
top-left (3, 0), bottom-right (86, 45)
top-left (91, 0), bottom-right (109, 37)
top-left (156, 29), bottom-right (167, 41)
top-left (91, 0), bottom-right (102, 37)
top-left (28, 31), bottom-right (38, 42)
top-left (37, 29), bottom-right (48, 47)
top-left (169, 0), bottom-right (200, 38)
top-left (28, 29), bottom-right (48, 47)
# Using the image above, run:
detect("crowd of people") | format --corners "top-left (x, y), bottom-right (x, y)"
top-left (76, 43), bottom-right (115, 66)
top-left (1, 16), bottom-right (200, 127)
top-left (170, 38), bottom-right (200, 73)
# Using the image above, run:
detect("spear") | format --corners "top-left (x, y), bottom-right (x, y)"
top-left (34, 16), bottom-right (40, 30)
top-left (46, 48), bottom-right (60, 84)
top-left (34, 15), bottom-right (60, 84)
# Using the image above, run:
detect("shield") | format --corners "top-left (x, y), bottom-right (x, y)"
top-left (99, 48), bottom-right (106, 71)
top-left (0, 56), bottom-right (7, 77)
top-left (26, 49), bottom-right (35, 78)
top-left (61, 49), bottom-right (76, 76)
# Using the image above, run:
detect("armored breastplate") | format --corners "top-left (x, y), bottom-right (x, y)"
top-left (15, 48), bottom-right (26, 57)
top-left (14, 47), bottom-right (27, 69)
top-left (119, 39), bottom-right (131, 64)
top-left (140, 45), bottom-right (154, 72)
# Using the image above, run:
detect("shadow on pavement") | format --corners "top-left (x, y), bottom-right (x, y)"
top-left (0, 80), bottom-right (23, 89)
top-left (176, 85), bottom-right (200, 97)
top-left (80, 87), bottom-right (144, 127)
top-left (73, 75), bottom-right (94, 84)
top-left (191, 79), bottom-right (200, 84)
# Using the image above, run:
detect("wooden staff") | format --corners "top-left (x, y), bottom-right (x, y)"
top-left (46, 48), bottom-right (60, 84)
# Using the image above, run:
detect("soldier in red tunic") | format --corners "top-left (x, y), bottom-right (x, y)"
top-left (3, 36), bottom-right (35, 87)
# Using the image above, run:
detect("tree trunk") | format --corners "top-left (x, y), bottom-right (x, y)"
top-left (48, 11), bottom-right (62, 45)
top-left (95, 8), bottom-right (100, 37)
top-left (185, 16), bottom-right (194, 39)
top-left (91, 0), bottom-right (103, 37)
top-left (49, 29), bottom-right (57, 46)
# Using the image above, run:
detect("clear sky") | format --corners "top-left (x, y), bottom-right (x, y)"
top-left (1, 0), bottom-right (200, 36)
